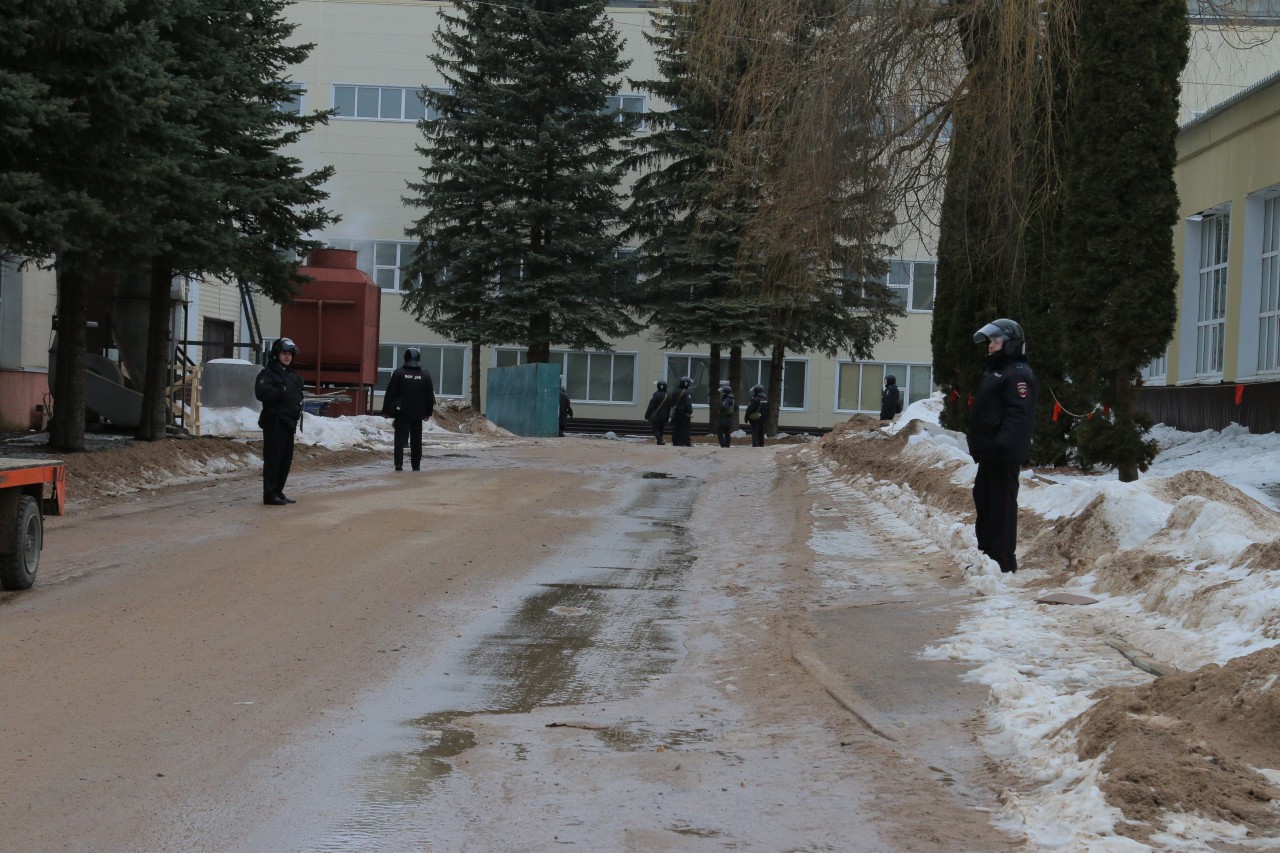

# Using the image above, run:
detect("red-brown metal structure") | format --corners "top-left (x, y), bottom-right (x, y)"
top-left (281, 248), bottom-right (381, 416)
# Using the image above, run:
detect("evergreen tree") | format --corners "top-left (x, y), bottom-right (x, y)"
top-left (1055, 0), bottom-right (1188, 481)
top-left (136, 0), bottom-right (336, 440)
top-left (623, 2), bottom-right (770, 419)
top-left (404, 0), bottom-right (641, 370)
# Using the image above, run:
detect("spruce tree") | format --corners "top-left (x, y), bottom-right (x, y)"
top-left (623, 2), bottom-right (768, 418)
top-left (404, 0), bottom-right (641, 369)
top-left (1056, 0), bottom-right (1188, 481)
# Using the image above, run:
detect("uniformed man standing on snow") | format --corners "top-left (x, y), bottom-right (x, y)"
top-left (644, 379), bottom-right (673, 445)
top-left (716, 382), bottom-right (736, 448)
top-left (670, 376), bottom-right (694, 447)
top-left (745, 384), bottom-right (769, 447)
top-left (382, 347), bottom-right (436, 471)
top-left (255, 337), bottom-right (305, 505)
top-left (968, 318), bottom-right (1037, 574)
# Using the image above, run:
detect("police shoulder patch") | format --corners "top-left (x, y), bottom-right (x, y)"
top-left (1016, 381), bottom-right (1029, 398)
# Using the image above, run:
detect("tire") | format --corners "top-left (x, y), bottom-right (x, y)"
top-left (0, 495), bottom-right (42, 591)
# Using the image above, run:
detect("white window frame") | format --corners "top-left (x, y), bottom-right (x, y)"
top-left (325, 239), bottom-right (418, 292)
top-left (834, 361), bottom-right (935, 414)
top-left (1257, 194), bottom-right (1280, 374)
top-left (331, 84), bottom-right (429, 122)
top-left (493, 348), bottom-right (637, 404)
top-left (661, 353), bottom-right (808, 411)
top-left (602, 93), bottom-right (648, 130)
top-left (873, 259), bottom-right (936, 313)
top-left (377, 343), bottom-right (467, 398)
top-left (1195, 212), bottom-right (1230, 377)
top-left (277, 83), bottom-right (305, 115)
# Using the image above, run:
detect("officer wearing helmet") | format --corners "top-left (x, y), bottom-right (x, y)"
top-left (670, 376), bottom-right (694, 447)
top-left (745, 383), bottom-right (769, 447)
top-left (255, 337), bottom-right (305, 505)
top-left (644, 379), bottom-right (674, 445)
top-left (968, 318), bottom-right (1037, 574)
top-left (716, 382), bottom-right (736, 448)
top-left (381, 346), bottom-right (436, 471)
top-left (879, 374), bottom-right (903, 421)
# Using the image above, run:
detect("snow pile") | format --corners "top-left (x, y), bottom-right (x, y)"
top-left (816, 398), bottom-right (1280, 849)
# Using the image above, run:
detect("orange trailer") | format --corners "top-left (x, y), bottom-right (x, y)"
top-left (0, 459), bottom-right (66, 590)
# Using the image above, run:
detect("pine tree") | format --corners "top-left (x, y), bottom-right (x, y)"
top-left (623, 2), bottom-right (770, 418)
top-left (404, 0), bottom-right (640, 371)
top-left (1056, 0), bottom-right (1188, 481)
top-left (135, 0), bottom-right (336, 439)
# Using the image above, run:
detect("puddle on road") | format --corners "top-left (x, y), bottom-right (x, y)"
top-left (304, 472), bottom-right (702, 851)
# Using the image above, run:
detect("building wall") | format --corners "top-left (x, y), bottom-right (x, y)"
top-left (0, 262), bottom-right (56, 432)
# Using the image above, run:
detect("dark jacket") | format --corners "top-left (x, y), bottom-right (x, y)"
top-left (382, 366), bottom-right (436, 420)
top-left (967, 354), bottom-right (1037, 465)
top-left (645, 389), bottom-right (672, 422)
top-left (559, 389), bottom-right (573, 419)
top-left (670, 387), bottom-right (693, 421)
top-left (879, 381), bottom-right (903, 420)
top-left (255, 359), bottom-right (305, 430)
top-left (718, 392), bottom-right (736, 421)
top-left (746, 393), bottom-right (769, 423)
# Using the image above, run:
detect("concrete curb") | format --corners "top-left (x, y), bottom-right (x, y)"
top-left (789, 629), bottom-right (899, 743)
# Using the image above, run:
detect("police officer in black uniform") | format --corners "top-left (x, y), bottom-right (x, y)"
top-left (716, 382), bottom-right (736, 448)
top-left (745, 384), bottom-right (769, 447)
top-left (255, 337), bottom-right (305, 506)
top-left (670, 376), bottom-right (694, 447)
top-left (558, 386), bottom-right (574, 437)
top-left (968, 318), bottom-right (1037, 574)
top-left (644, 379), bottom-right (673, 445)
top-left (880, 374), bottom-right (903, 421)
top-left (382, 347), bottom-right (436, 471)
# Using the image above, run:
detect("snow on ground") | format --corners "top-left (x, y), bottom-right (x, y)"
top-left (814, 394), bottom-right (1280, 851)
top-left (200, 406), bottom-right (475, 449)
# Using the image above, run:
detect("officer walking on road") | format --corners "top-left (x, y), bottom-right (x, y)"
top-left (745, 384), bottom-right (769, 447)
top-left (255, 337), bottom-right (305, 506)
top-left (382, 347), bottom-right (436, 471)
top-left (644, 379), bottom-right (673, 445)
top-left (716, 382), bottom-right (736, 448)
top-left (967, 318), bottom-right (1037, 574)
top-left (670, 376), bottom-right (694, 447)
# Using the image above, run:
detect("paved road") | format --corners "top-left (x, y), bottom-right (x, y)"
top-left (0, 438), bottom-right (1016, 851)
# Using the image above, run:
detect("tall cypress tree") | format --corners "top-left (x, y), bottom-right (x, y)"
top-left (1056, 0), bottom-right (1188, 481)
top-left (404, 0), bottom-right (641, 367)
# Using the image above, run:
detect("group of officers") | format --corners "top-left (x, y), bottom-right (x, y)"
top-left (254, 318), bottom-right (1036, 581)
top-left (644, 378), bottom-right (771, 448)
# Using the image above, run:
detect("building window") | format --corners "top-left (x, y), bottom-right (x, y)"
top-left (494, 348), bottom-right (636, 403)
top-left (836, 361), bottom-right (934, 413)
top-left (1259, 197), bottom-right (1280, 373)
top-left (332, 84), bottom-right (428, 121)
top-left (325, 240), bottom-right (418, 292)
top-left (871, 259), bottom-right (935, 312)
top-left (277, 83), bottom-right (305, 115)
top-left (663, 355), bottom-right (808, 410)
top-left (377, 343), bottom-right (466, 397)
top-left (601, 94), bottom-right (647, 129)
top-left (1188, 0), bottom-right (1280, 21)
top-left (1141, 354), bottom-right (1168, 384)
top-left (1196, 213), bottom-right (1230, 376)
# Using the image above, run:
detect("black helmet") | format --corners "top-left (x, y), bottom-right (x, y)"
top-left (403, 346), bottom-right (421, 368)
top-left (974, 318), bottom-right (1025, 356)
top-left (678, 376), bottom-right (691, 389)
top-left (720, 384), bottom-right (732, 396)
top-left (885, 374), bottom-right (897, 385)
top-left (751, 384), bottom-right (764, 395)
top-left (270, 337), bottom-right (299, 359)
top-left (655, 379), bottom-right (668, 391)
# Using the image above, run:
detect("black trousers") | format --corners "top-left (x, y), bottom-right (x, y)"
top-left (394, 417), bottom-right (423, 470)
top-left (973, 458), bottom-right (1021, 573)
top-left (262, 419), bottom-right (296, 499)
top-left (651, 417), bottom-right (668, 444)
top-left (671, 417), bottom-right (692, 447)
top-left (717, 418), bottom-right (732, 448)
top-left (751, 420), bottom-right (766, 447)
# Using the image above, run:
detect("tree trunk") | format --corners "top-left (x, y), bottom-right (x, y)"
top-left (527, 313), bottom-right (551, 363)
top-left (470, 340), bottom-right (482, 411)
top-left (768, 342), bottom-right (785, 437)
top-left (48, 259), bottom-right (88, 452)
top-left (707, 344), bottom-right (721, 431)
top-left (728, 344), bottom-right (742, 430)
top-left (136, 263), bottom-right (174, 441)
top-left (1115, 372), bottom-right (1139, 483)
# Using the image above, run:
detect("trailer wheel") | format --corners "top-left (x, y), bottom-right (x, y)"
top-left (0, 496), bottom-right (42, 591)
